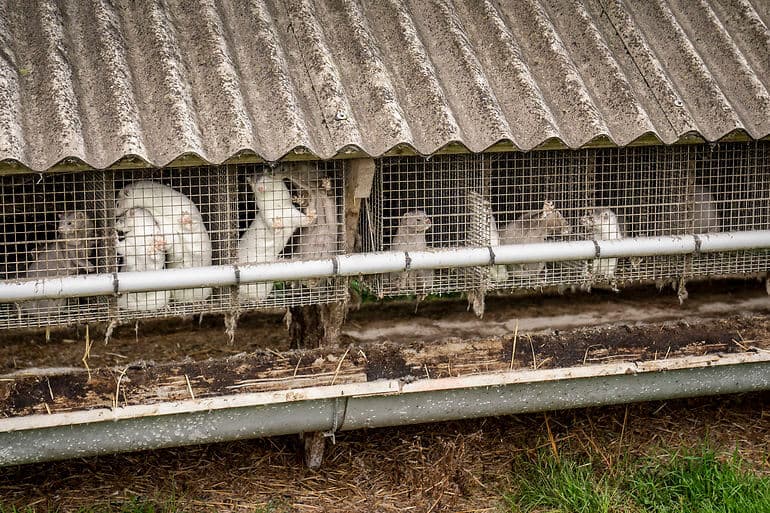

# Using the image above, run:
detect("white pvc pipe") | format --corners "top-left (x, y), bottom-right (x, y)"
top-left (598, 235), bottom-right (696, 258)
top-left (698, 230), bottom-right (770, 252)
top-left (336, 252), bottom-right (406, 275)
top-left (493, 240), bottom-right (597, 264)
top-left (2, 230), bottom-right (770, 302)
top-left (238, 259), bottom-right (334, 284)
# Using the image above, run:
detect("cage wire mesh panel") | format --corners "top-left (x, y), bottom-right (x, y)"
top-left (113, 167), bottom-right (233, 320)
top-left (689, 143), bottom-right (770, 278)
top-left (0, 171), bottom-right (112, 328)
top-left (361, 155), bottom-right (488, 297)
top-left (0, 161), bottom-right (347, 330)
top-left (486, 141), bottom-right (770, 292)
top-left (488, 151), bottom-right (589, 290)
top-left (234, 161), bottom-right (346, 308)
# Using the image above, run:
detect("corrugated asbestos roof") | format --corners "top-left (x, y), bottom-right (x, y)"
top-left (1, 0), bottom-right (769, 171)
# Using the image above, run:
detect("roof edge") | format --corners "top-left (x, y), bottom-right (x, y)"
top-left (1, 130), bottom-right (766, 174)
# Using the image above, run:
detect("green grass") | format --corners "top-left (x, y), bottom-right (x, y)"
top-left (505, 456), bottom-right (629, 513)
top-left (503, 448), bottom-right (770, 513)
top-left (5, 448), bottom-right (769, 512)
top-left (630, 450), bottom-right (770, 513)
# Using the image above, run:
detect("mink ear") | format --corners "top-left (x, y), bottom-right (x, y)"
top-left (57, 213), bottom-right (64, 220)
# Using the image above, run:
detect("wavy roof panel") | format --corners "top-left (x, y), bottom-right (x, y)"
top-left (1, 0), bottom-right (768, 171)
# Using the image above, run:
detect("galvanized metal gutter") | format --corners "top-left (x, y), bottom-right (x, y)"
top-left (1, 231), bottom-right (770, 302)
top-left (1, 351), bottom-right (769, 466)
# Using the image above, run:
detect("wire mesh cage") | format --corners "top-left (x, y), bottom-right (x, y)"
top-left (112, 166), bottom-right (235, 320)
top-left (0, 161), bottom-right (346, 330)
top-left (0, 170), bottom-right (112, 328)
top-left (488, 150), bottom-right (590, 289)
top-left (234, 161), bottom-right (347, 309)
top-left (360, 142), bottom-right (770, 298)
top-left (486, 142), bottom-right (770, 292)
top-left (1, 142), bottom-right (768, 329)
top-left (360, 155), bottom-right (488, 297)
top-left (686, 143), bottom-right (770, 279)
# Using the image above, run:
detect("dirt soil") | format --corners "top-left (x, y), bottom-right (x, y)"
top-left (1, 280), bottom-right (769, 374)
top-left (1, 392), bottom-right (769, 512)
top-left (2, 281), bottom-right (769, 417)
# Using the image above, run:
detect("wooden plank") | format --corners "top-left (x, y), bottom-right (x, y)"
top-left (1, 315), bottom-right (766, 419)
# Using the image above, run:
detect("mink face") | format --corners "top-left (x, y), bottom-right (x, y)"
top-left (400, 210), bottom-right (432, 235)
top-left (115, 180), bottom-right (213, 303)
top-left (581, 208), bottom-right (622, 240)
top-left (57, 211), bottom-right (96, 247)
top-left (274, 168), bottom-right (339, 289)
top-left (237, 174), bottom-right (317, 303)
top-left (115, 207), bottom-right (171, 312)
top-left (580, 208), bottom-right (623, 283)
top-left (21, 210), bottom-right (96, 317)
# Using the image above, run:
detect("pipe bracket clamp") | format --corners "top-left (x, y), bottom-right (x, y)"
top-left (324, 396), bottom-right (348, 444)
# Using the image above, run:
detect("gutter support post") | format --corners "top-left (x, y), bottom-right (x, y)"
top-left (291, 159), bottom-right (374, 468)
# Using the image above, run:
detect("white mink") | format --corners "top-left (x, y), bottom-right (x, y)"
top-left (115, 207), bottom-right (171, 312)
top-left (499, 200), bottom-right (571, 280)
top-left (115, 181), bottom-right (212, 303)
top-left (581, 208), bottom-right (623, 280)
top-left (389, 210), bottom-right (433, 295)
top-left (275, 166), bottom-right (338, 287)
top-left (22, 211), bottom-right (96, 316)
top-left (236, 174), bottom-right (317, 302)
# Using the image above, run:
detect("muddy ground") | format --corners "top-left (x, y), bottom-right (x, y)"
top-left (1, 280), bottom-right (770, 510)
top-left (2, 280), bottom-right (769, 374)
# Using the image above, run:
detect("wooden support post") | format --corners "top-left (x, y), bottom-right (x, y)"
top-left (289, 158), bottom-right (375, 349)
top-left (301, 431), bottom-right (327, 470)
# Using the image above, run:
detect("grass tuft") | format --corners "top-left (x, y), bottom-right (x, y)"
top-left (504, 454), bottom-right (629, 513)
top-left (503, 447), bottom-right (770, 513)
top-left (629, 449), bottom-right (770, 513)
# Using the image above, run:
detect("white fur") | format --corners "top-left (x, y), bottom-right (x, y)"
top-left (275, 167), bottom-right (338, 288)
top-left (115, 207), bottom-right (171, 311)
top-left (581, 208), bottom-right (623, 280)
top-left (116, 181), bottom-right (212, 302)
top-left (236, 175), bottom-right (316, 302)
